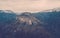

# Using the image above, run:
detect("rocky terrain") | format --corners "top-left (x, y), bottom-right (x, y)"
top-left (0, 8), bottom-right (60, 38)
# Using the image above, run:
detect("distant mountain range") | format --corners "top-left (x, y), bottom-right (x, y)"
top-left (0, 8), bottom-right (60, 13)
top-left (0, 8), bottom-right (60, 38)
top-left (32, 8), bottom-right (60, 13)
top-left (0, 10), bottom-right (14, 13)
top-left (41, 8), bottom-right (60, 12)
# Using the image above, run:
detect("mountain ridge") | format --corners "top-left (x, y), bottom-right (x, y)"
top-left (0, 8), bottom-right (60, 38)
top-left (0, 7), bottom-right (60, 13)
top-left (38, 8), bottom-right (60, 13)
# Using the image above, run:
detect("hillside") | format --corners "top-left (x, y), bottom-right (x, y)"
top-left (0, 11), bottom-right (53, 38)
top-left (32, 9), bottom-right (60, 38)
top-left (0, 9), bottom-right (60, 38)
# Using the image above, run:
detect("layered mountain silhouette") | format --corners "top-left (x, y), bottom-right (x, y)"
top-left (40, 8), bottom-right (60, 12)
top-left (0, 8), bottom-right (60, 38)
top-left (32, 8), bottom-right (60, 38)
top-left (0, 11), bottom-right (52, 38)
top-left (0, 10), bottom-right (15, 13)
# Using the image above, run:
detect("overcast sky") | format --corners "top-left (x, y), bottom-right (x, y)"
top-left (0, 0), bottom-right (60, 12)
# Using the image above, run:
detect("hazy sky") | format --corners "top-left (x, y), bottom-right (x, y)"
top-left (0, 0), bottom-right (60, 12)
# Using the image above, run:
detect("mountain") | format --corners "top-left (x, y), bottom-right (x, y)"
top-left (32, 8), bottom-right (60, 38)
top-left (0, 10), bottom-right (15, 13)
top-left (0, 9), bottom-right (60, 38)
top-left (0, 10), bottom-right (16, 24)
top-left (0, 10), bottom-right (17, 38)
top-left (0, 11), bottom-right (53, 38)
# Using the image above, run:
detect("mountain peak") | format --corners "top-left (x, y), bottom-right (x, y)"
top-left (20, 12), bottom-right (32, 16)
top-left (17, 12), bottom-right (40, 26)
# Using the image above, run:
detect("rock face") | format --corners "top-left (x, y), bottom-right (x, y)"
top-left (15, 12), bottom-right (42, 32)
top-left (0, 12), bottom-right (53, 38)
top-left (17, 12), bottom-right (40, 25)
